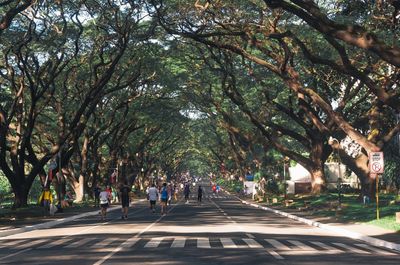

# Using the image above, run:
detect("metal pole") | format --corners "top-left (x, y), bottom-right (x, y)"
top-left (376, 174), bottom-right (380, 220)
top-left (283, 159), bottom-right (287, 199)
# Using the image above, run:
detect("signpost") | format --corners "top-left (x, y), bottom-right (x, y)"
top-left (369, 152), bottom-right (384, 220)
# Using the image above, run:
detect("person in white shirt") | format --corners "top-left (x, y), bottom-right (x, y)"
top-left (99, 187), bottom-right (111, 221)
top-left (147, 183), bottom-right (158, 213)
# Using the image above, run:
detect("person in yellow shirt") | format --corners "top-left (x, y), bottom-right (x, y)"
top-left (38, 187), bottom-right (53, 215)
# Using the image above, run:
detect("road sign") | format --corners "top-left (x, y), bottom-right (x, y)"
top-left (369, 152), bottom-right (384, 174)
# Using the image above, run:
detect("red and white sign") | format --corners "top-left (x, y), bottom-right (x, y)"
top-left (369, 152), bottom-right (384, 174)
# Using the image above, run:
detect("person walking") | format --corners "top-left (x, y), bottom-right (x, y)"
top-left (99, 186), bottom-right (111, 221)
top-left (119, 181), bottom-right (131, 220)
top-left (38, 187), bottom-right (53, 216)
top-left (105, 185), bottom-right (113, 204)
top-left (197, 185), bottom-right (203, 204)
top-left (160, 183), bottom-right (168, 215)
top-left (167, 183), bottom-right (173, 206)
top-left (184, 183), bottom-right (190, 204)
top-left (93, 183), bottom-right (100, 207)
top-left (147, 183), bottom-right (158, 213)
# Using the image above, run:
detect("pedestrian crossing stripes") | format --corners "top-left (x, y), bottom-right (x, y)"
top-left (188, 194), bottom-right (229, 199)
top-left (1, 237), bottom-right (398, 256)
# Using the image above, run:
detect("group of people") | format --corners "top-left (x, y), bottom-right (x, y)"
top-left (94, 182), bottom-right (131, 221)
top-left (92, 180), bottom-right (212, 221)
top-left (146, 183), bottom-right (170, 215)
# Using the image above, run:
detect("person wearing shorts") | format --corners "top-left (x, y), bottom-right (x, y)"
top-left (160, 183), bottom-right (168, 215)
top-left (99, 187), bottom-right (111, 221)
top-left (147, 183), bottom-right (158, 213)
top-left (120, 182), bottom-right (131, 220)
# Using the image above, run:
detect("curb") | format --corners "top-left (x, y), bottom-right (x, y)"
top-left (237, 197), bottom-right (400, 252)
top-left (0, 199), bottom-right (146, 238)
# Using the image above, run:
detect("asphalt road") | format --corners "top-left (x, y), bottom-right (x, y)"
top-left (0, 183), bottom-right (399, 265)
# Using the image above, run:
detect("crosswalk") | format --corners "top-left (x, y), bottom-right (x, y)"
top-left (0, 237), bottom-right (398, 257)
top-left (188, 194), bottom-right (230, 199)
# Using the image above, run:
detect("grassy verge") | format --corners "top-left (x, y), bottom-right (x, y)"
top-left (275, 193), bottom-right (400, 232)
top-left (218, 178), bottom-right (400, 232)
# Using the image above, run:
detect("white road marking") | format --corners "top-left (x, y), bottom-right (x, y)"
top-left (0, 240), bottom-right (26, 248)
top-left (37, 238), bottom-right (74, 249)
top-left (93, 201), bottom-right (180, 265)
top-left (265, 239), bottom-right (291, 250)
top-left (246, 233), bottom-right (255, 239)
top-left (197, 238), bottom-right (211, 248)
top-left (15, 239), bottom-right (47, 249)
top-left (144, 238), bottom-right (163, 248)
top-left (332, 243), bottom-right (370, 254)
top-left (288, 240), bottom-right (315, 251)
top-left (220, 238), bottom-right (237, 248)
top-left (310, 241), bottom-right (344, 253)
top-left (64, 238), bottom-right (93, 248)
top-left (243, 238), bottom-right (263, 248)
top-left (171, 238), bottom-right (186, 248)
top-left (355, 244), bottom-right (398, 256)
top-left (91, 238), bottom-right (118, 248)
top-left (265, 248), bottom-right (284, 260)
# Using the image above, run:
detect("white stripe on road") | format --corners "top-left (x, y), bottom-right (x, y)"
top-left (64, 238), bottom-right (93, 248)
top-left (310, 241), bottom-right (343, 253)
top-left (120, 237), bottom-right (140, 248)
top-left (220, 238), bottom-right (237, 248)
top-left (265, 239), bottom-right (291, 250)
top-left (243, 238), bottom-right (263, 248)
top-left (332, 243), bottom-right (370, 254)
top-left (0, 240), bottom-right (26, 248)
top-left (93, 200), bottom-right (180, 265)
top-left (15, 239), bottom-right (47, 249)
top-left (246, 233), bottom-right (255, 239)
top-left (37, 238), bottom-right (74, 249)
top-left (171, 238), bottom-right (186, 248)
top-left (265, 248), bottom-right (284, 260)
top-left (355, 244), bottom-right (398, 256)
top-left (144, 238), bottom-right (163, 248)
top-left (288, 240), bottom-right (315, 251)
top-left (91, 238), bottom-right (118, 248)
top-left (197, 238), bottom-right (211, 248)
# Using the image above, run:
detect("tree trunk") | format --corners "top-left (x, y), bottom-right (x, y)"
top-left (310, 167), bottom-right (326, 194)
top-left (13, 186), bottom-right (29, 208)
top-left (73, 174), bottom-right (85, 202)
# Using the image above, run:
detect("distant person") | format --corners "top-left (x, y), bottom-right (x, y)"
top-left (160, 183), bottom-right (168, 215)
top-left (173, 184), bottom-right (178, 201)
top-left (39, 187), bottom-right (53, 216)
top-left (119, 181), bottom-right (131, 220)
top-left (212, 184), bottom-right (217, 194)
top-left (93, 183), bottom-right (100, 207)
top-left (197, 185), bottom-right (203, 204)
top-left (167, 183), bottom-right (173, 206)
top-left (105, 185), bottom-right (112, 203)
top-left (147, 183), bottom-right (158, 213)
top-left (184, 183), bottom-right (190, 204)
top-left (99, 186), bottom-right (111, 221)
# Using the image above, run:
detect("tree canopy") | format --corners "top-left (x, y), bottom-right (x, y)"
top-left (0, 0), bottom-right (399, 207)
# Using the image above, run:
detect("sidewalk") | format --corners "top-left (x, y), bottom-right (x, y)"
top-left (237, 196), bottom-right (400, 252)
top-left (0, 205), bottom-right (119, 238)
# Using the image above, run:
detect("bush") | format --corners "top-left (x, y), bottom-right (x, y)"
top-left (265, 179), bottom-right (280, 194)
top-left (0, 174), bottom-right (12, 203)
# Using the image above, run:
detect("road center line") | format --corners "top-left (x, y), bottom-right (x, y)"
top-left (93, 200), bottom-right (181, 265)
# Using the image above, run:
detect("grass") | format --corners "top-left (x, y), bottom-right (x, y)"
top-left (279, 193), bottom-right (400, 232)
